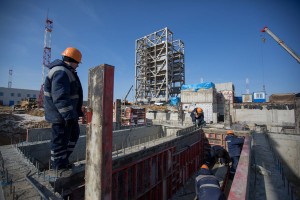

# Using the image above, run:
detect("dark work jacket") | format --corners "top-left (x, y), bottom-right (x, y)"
top-left (44, 59), bottom-right (83, 123)
top-left (211, 145), bottom-right (230, 164)
top-left (190, 108), bottom-right (204, 122)
top-left (195, 168), bottom-right (226, 200)
top-left (225, 135), bottom-right (244, 157)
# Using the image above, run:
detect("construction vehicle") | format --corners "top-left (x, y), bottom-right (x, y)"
top-left (12, 97), bottom-right (38, 111)
top-left (261, 26), bottom-right (300, 63)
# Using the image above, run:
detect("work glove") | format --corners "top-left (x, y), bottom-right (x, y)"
top-left (65, 119), bottom-right (75, 127)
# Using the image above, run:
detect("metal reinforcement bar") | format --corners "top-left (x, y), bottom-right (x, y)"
top-left (176, 126), bottom-right (198, 136)
top-left (228, 136), bottom-right (251, 200)
top-left (25, 171), bottom-right (50, 200)
top-left (266, 133), bottom-right (297, 200)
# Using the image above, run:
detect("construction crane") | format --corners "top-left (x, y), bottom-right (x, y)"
top-left (123, 85), bottom-right (133, 104)
top-left (261, 26), bottom-right (300, 63)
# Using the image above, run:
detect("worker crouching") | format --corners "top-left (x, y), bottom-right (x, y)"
top-left (206, 145), bottom-right (230, 167)
top-left (195, 164), bottom-right (226, 200)
top-left (190, 107), bottom-right (206, 127)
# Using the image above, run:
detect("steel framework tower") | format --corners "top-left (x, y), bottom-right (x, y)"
top-left (38, 16), bottom-right (53, 107)
top-left (135, 27), bottom-right (185, 103)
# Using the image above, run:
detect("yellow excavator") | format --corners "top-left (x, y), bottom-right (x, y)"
top-left (13, 98), bottom-right (38, 111)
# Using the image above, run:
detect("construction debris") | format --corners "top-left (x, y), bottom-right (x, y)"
top-left (0, 107), bottom-right (49, 145)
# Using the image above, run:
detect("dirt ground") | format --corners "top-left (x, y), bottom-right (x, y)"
top-left (0, 106), bottom-right (49, 146)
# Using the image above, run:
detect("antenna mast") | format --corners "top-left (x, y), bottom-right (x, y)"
top-left (8, 69), bottom-right (13, 88)
top-left (246, 78), bottom-right (250, 94)
top-left (38, 14), bottom-right (53, 107)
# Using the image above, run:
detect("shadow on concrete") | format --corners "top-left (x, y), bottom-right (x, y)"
top-left (266, 132), bottom-right (300, 200)
top-left (249, 131), bottom-right (299, 200)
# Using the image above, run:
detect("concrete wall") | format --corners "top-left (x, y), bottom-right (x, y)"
top-left (113, 126), bottom-right (164, 150)
top-left (267, 133), bottom-right (300, 185)
top-left (232, 107), bottom-right (295, 132)
top-left (181, 88), bottom-right (217, 103)
top-left (146, 111), bottom-right (217, 125)
top-left (296, 98), bottom-right (300, 134)
top-left (23, 125), bottom-right (165, 168)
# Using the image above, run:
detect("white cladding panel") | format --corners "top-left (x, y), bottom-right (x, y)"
top-left (181, 88), bottom-right (216, 103)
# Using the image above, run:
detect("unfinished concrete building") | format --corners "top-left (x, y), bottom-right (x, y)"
top-left (135, 27), bottom-right (185, 103)
top-left (1, 65), bottom-right (300, 200)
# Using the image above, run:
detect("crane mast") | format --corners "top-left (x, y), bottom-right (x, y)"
top-left (261, 26), bottom-right (300, 63)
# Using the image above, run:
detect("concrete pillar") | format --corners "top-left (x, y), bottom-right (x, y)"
top-left (114, 99), bottom-right (121, 130)
top-left (85, 64), bottom-right (114, 200)
top-left (296, 97), bottom-right (300, 134)
top-left (224, 100), bottom-right (231, 129)
top-left (178, 103), bottom-right (184, 125)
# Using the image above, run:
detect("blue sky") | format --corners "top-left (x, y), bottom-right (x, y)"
top-left (0, 0), bottom-right (299, 101)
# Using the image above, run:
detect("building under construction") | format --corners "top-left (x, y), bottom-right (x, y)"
top-left (135, 27), bottom-right (185, 103)
top-left (0, 64), bottom-right (299, 200)
top-left (1, 25), bottom-right (300, 200)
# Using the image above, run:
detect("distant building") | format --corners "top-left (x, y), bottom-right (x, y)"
top-left (253, 92), bottom-right (266, 103)
top-left (0, 87), bottom-right (39, 106)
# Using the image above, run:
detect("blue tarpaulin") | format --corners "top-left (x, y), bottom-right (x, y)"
top-left (181, 82), bottom-right (215, 92)
top-left (169, 97), bottom-right (180, 106)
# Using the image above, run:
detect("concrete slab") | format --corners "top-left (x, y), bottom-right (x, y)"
top-left (249, 132), bottom-right (290, 200)
top-left (0, 145), bottom-right (61, 199)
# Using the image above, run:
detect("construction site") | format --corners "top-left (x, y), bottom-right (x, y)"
top-left (0, 22), bottom-right (300, 200)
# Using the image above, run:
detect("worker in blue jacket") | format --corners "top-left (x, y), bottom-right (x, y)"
top-left (206, 145), bottom-right (230, 167)
top-left (44, 47), bottom-right (84, 170)
top-left (225, 130), bottom-right (244, 178)
top-left (190, 107), bottom-right (206, 127)
top-left (195, 164), bottom-right (226, 200)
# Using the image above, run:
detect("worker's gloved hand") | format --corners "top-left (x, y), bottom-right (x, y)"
top-left (65, 119), bottom-right (75, 127)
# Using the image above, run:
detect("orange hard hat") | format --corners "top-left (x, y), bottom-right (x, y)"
top-left (227, 130), bottom-right (234, 135)
top-left (201, 164), bottom-right (209, 170)
top-left (196, 107), bottom-right (203, 113)
top-left (61, 47), bottom-right (82, 63)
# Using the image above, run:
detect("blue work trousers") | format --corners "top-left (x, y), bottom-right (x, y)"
top-left (230, 156), bottom-right (240, 174)
top-left (50, 122), bottom-right (80, 169)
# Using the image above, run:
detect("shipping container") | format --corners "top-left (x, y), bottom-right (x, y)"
top-left (242, 94), bottom-right (253, 103)
top-left (253, 92), bottom-right (266, 103)
top-left (122, 107), bottom-right (146, 126)
top-left (234, 96), bottom-right (243, 103)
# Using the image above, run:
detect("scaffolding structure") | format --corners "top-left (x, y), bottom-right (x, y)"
top-left (135, 27), bottom-right (185, 103)
top-left (37, 16), bottom-right (53, 107)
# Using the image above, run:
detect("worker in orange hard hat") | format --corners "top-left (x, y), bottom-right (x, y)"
top-left (61, 47), bottom-right (82, 64)
top-left (190, 107), bottom-right (206, 128)
top-left (44, 47), bottom-right (84, 171)
top-left (201, 164), bottom-right (209, 170)
top-left (225, 129), bottom-right (245, 179)
top-left (195, 164), bottom-right (226, 200)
